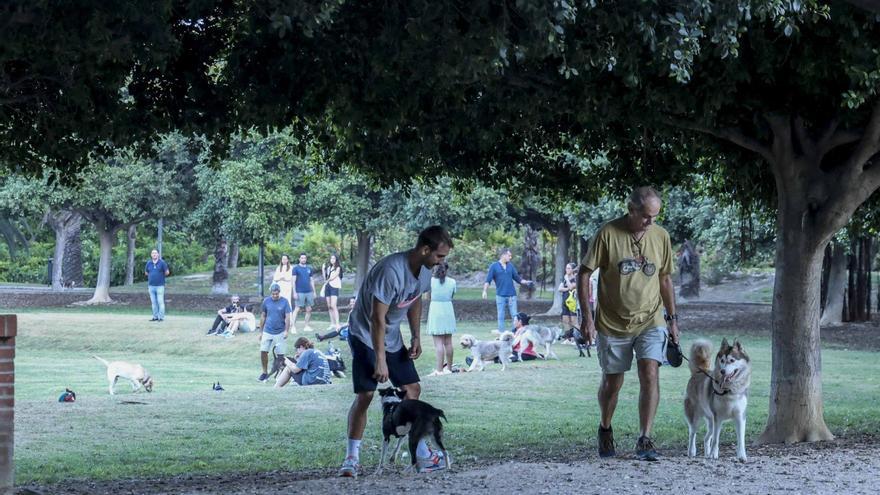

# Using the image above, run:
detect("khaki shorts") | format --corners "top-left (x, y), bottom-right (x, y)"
top-left (260, 332), bottom-right (287, 355)
top-left (597, 326), bottom-right (667, 374)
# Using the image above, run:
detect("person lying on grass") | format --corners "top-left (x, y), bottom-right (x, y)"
top-left (274, 337), bottom-right (332, 387)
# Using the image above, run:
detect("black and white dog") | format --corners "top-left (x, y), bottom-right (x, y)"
top-left (376, 387), bottom-right (451, 474)
top-left (561, 327), bottom-right (591, 357)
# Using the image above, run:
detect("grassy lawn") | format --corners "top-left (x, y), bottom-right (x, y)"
top-left (11, 309), bottom-right (880, 484)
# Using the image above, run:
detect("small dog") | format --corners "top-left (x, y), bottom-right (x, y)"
top-left (560, 327), bottom-right (591, 357)
top-left (684, 338), bottom-right (751, 461)
top-left (268, 348), bottom-right (287, 379)
top-left (460, 331), bottom-right (514, 371)
top-left (376, 387), bottom-right (450, 475)
top-left (93, 356), bottom-right (154, 395)
top-left (513, 325), bottom-right (562, 361)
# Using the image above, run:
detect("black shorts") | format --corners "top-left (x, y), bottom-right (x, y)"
top-left (561, 305), bottom-right (577, 317)
top-left (348, 335), bottom-right (419, 393)
top-left (325, 286), bottom-right (340, 297)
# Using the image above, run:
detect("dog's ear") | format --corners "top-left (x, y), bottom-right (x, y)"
top-left (720, 338), bottom-right (730, 351)
top-left (395, 388), bottom-right (406, 399)
top-left (733, 340), bottom-right (742, 351)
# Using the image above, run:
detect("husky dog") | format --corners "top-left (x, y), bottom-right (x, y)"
top-left (93, 356), bottom-right (154, 395)
top-left (376, 387), bottom-right (450, 475)
top-left (513, 325), bottom-right (562, 361)
top-left (684, 339), bottom-right (751, 461)
top-left (460, 331), bottom-right (514, 371)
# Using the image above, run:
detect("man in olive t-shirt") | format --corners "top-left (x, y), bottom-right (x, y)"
top-left (578, 186), bottom-right (680, 462)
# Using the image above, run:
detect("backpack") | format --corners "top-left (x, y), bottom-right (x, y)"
top-left (565, 291), bottom-right (578, 312)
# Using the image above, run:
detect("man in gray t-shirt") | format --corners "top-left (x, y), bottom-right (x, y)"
top-left (338, 226), bottom-right (453, 478)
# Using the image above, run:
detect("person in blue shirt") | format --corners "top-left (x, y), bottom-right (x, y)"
top-left (291, 253), bottom-right (317, 333)
top-left (144, 249), bottom-right (170, 322)
top-left (274, 337), bottom-right (332, 388)
top-left (482, 247), bottom-right (533, 332)
top-left (257, 283), bottom-right (292, 382)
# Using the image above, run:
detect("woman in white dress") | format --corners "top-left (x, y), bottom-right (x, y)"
top-left (272, 254), bottom-right (294, 306)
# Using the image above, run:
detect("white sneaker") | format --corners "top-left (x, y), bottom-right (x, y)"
top-left (339, 456), bottom-right (360, 478)
top-left (303, 325), bottom-right (314, 333)
top-left (416, 452), bottom-right (447, 473)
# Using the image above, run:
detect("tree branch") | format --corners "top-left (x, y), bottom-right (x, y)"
top-left (668, 118), bottom-right (774, 163)
top-left (849, 99), bottom-right (880, 170)
top-left (793, 116), bottom-right (816, 158)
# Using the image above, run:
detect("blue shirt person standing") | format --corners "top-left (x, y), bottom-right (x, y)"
top-left (482, 247), bottom-right (533, 332)
top-left (144, 249), bottom-right (170, 322)
top-left (291, 253), bottom-right (317, 334)
top-left (257, 283), bottom-right (292, 382)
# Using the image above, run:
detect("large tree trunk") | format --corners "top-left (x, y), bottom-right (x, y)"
top-left (546, 220), bottom-right (570, 315)
top-left (820, 241), bottom-right (847, 326)
top-left (87, 227), bottom-right (118, 303)
top-left (355, 229), bottom-right (373, 292)
top-left (62, 216), bottom-right (83, 287)
top-left (228, 242), bottom-right (240, 269)
top-left (45, 210), bottom-right (81, 290)
top-left (124, 225), bottom-right (137, 286)
top-left (520, 225), bottom-right (540, 299)
top-left (759, 208), bottom-right (834, 444)
top-left (212, 236), bottom-right (229, 294)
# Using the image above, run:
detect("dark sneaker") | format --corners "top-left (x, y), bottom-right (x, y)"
top-left (465, 356), bottom-right (473, 366)
top-left (207, 329), bottom-right (217, 335)
top-left (257, 373), bottom-right (269, 383)
top-left (636, 436), bottom-right (659, 461)
top-left (598, 425), bottom-right (616, 458)
top-left (150, 317), bottom-right (159, 321)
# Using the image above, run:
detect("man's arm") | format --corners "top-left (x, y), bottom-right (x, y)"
top-left (371, 297), bottom-right (391, 383)
top-left (310, 271), bottom-right (316, 294)
top-left (407, 296), bottom-right (422, 360)
top-left (577, 265), bottom-right (596, 344)
top-left (283, 311), bottom-right (290, 338)
top-left (482, 265), bottom-right (492, 299)
top-left (291, 274), bottom-right (298, 299)
top-left (259, 310), bottom-right (266, 333)
top-left (659, 273), bottom-right (679, 344)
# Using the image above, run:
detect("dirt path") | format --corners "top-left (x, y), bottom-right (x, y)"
top-left (21, 435), bottom-right (879, 495)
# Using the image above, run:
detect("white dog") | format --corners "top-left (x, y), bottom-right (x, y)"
top-left (512, 325), bottom-right (562, 361)
top-left (459, 332), bottom-right (514, 371)
top-left (94, 356), bottom-right (154, 395)
top-left (683, 339), bottom-right (751, 461)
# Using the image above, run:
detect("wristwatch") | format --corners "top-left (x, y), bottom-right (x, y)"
top-left (664, 313), bottom-right (678, 322)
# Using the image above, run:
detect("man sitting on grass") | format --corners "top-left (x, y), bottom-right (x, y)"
top-left (207, 295), bottom-right (247, 335)
top-left (274, 337), bottom-right (332, 388)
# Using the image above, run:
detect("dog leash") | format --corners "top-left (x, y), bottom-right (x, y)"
top-left (671, 343), bottom-right (729, 395)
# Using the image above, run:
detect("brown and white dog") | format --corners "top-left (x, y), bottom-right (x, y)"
top-left (684, 339), bottom-right (751, 461)
top-left (93, 356), bottom-right (154, 395)
top-left (459, 332), bottom-right (514, 371)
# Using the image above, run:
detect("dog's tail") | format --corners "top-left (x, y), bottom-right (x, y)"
top-left (689, 340), bottom-right (712, 375)
top-left (92, 355), bottom-right (110, 368)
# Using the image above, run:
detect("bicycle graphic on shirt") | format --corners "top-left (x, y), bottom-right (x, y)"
top-left (618, 256), bottom-right (656, 276)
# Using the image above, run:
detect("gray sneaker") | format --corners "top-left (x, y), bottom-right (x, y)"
top-left (339, 456), bottom-right (359, 478)
top-left (636, 435), bottom-right (659, 461)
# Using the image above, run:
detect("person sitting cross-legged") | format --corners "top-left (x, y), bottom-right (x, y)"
top-left (219, 305), bottom-right (257, 339)
top-left (274, 337), bottom-right (332, 388)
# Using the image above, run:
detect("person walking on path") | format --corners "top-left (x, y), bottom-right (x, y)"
top-left (559, 262), bottom-right (579, 332)
top-left (291, 253), bottom-right (317, 333)
top-left (272, 254), bottom-right (294, 306)
top-left (338, 226), bottom-right (453, 478)
top-left (144, 249), bottom-right (170, 322)
top-left (577, 186), bottom-right (680, 462)
top-left (257, 283), bottom-right (292, 383)
top-left (482, 247), bottom-right (532, 332)
top-left (426, 262), bottom-right (457, 376)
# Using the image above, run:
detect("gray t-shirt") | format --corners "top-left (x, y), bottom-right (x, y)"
top-left (348, 250), bottom-right (432, 353)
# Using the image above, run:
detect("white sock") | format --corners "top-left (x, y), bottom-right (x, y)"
top-left (346, 439), bottom-right (361, 460)
top-left (416, 439), bottom-right (431, 458)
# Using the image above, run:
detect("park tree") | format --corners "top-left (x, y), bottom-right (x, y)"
top-left (73, 133), bottom-right (200, 303)
top-left (0, 1), bottom-right (227, 181)
top-left (76, 0), bottom-right (875, 444)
